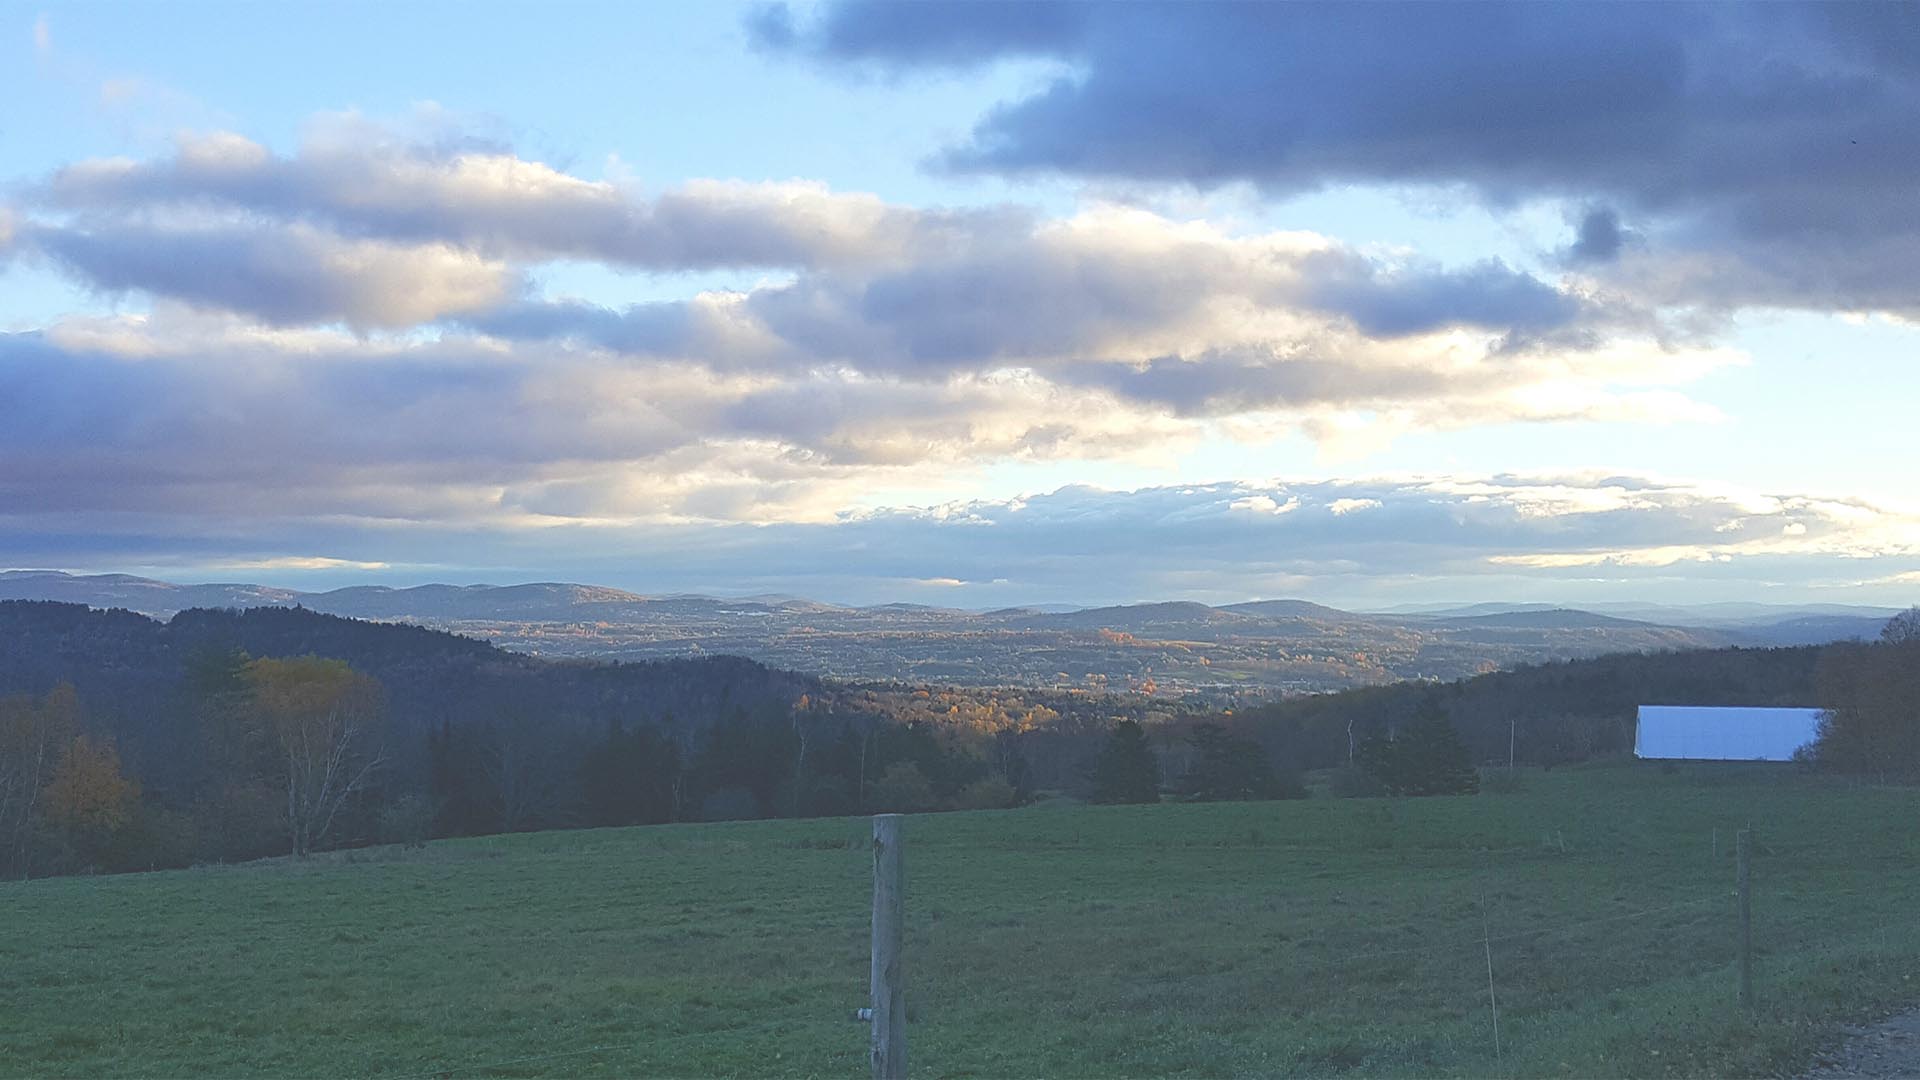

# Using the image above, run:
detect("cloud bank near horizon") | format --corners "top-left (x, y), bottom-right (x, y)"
top-left (5, 475), bottom-right (1916, 608)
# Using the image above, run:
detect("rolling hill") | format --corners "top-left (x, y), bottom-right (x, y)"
top-left (0, 570), bottom-right (1897, 698)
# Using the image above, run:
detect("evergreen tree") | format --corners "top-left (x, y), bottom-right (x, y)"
top-left (1402, 696), bottom-right (1480, 795)
top-left (581, 719), bottom-right (680, 827)
top-left (1181, 723), bottom-right (1290, 801)
top-left (1354, 730), bottom-right (1402, 794)
top-left (1356, 695), bottom-right (1479, 796)
top-left (428, 719), bottom-right (490, 837)
top-left (1089, 720), bottom-right (1160, 803)
top-left (689, 709), bottom-right (798, 818)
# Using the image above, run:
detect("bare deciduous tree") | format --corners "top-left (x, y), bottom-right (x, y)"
top-left (245, 657), bottom-right (386, 856)
top-left (0, 684), bottom-right (81, 877)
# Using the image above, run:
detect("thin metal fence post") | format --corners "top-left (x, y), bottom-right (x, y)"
top-left (870, 814), bottom-right (906, 1079)
top-left (1737, 828), bottom-right (1753, 1009)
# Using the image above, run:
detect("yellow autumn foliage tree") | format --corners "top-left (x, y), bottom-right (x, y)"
top-left (244, 656), bottom-right (387, 856)
top-left (44, 734), bottom-right (140, 836)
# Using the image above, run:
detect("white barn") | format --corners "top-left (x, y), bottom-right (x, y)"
top-left (1634, 705), bottom-right (1824, 762)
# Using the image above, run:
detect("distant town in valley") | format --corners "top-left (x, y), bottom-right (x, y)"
top-left (0, 570), bottom-right (1897, 702)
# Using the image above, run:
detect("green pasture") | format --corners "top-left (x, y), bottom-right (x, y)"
top-left (4, 763), bottom-right (1918, 1077)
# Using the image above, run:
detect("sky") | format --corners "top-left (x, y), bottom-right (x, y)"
top-left (3, 1), bottom-right (1918, 609)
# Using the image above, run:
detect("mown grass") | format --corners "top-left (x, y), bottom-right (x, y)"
top-left (3, 763), bottom-right (1919, 1077)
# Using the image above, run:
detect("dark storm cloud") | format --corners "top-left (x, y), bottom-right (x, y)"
top-left (1564, 207), bottom-right (1631, 266)
top-left (747, 0), bottom-right (1089, 67)
top-left (759, 2), bottom-right (1920, 314)
top-left (758, 4), bottom-right (1711, 189)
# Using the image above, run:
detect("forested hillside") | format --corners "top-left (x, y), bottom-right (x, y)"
top-left (0, 602), bottom-right (975, 876)
top-left (0, 599), bottom-right (1888, 882)
top-left (0, 599), bottom-right (815, 794)
top-left (0, 601), bottom-right (1194, 878)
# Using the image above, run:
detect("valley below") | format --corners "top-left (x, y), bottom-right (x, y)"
top-left (0, 571), bottom-right (1893, 701)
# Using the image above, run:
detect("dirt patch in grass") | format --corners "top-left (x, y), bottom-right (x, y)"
top-left (1804, 1006), bottom-right (1920, 1078)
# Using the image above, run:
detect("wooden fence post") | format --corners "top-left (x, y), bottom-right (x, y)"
top-left (871, 813), bottom-right (906, 1080)
top-left (1736, 828), bottom-right (1753, 1009)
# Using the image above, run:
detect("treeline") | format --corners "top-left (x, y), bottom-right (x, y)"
top-left (1053, 637), bottom-right (1840, 800)
top-left (1089, 719), bottom-right (1314, 804)
top-left (1085, 696), bottom-right (1482, 805)
top-left (0, 602), bottom-right (1035, 877)
top-left (1804, 609), bottom-right (1920, 776)
top-left (1226, 642), bottom-right (1827, 772)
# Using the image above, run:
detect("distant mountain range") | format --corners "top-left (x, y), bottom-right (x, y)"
top-left (1380, 598), bottom-right (1902, 626)
top-left (0, 570), bottom-right (1901, 699)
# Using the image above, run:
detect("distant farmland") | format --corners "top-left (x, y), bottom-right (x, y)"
top-left (4, 764), bottom-right (1918, 1078)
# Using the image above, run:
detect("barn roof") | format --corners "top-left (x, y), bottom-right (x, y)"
top-left (1634, 705), bottom-right (1823, 762)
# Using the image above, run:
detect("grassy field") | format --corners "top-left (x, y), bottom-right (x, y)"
top-left (4, 763), bottom-right (1920, 1078)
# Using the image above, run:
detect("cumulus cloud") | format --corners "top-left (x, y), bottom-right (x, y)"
top-left (15, 125), bottom-right (1628, 342)
top-left (7, 128), bottom-right (1710, 431)
top-left (0, 311), bottom-right (1191, 526)
top-left (4, 121), bottom-right (1042, 325)
top-left (0, 282), bottom-right (1746, 553)
top-left (759, 2), bottom-right (1920, 316)
top-left (34, 125), bottom-right (1013, 271)
top-left (461, 204), bottom-right (1703, 424)
top-left (27, 220), bottom-right (515, 328)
